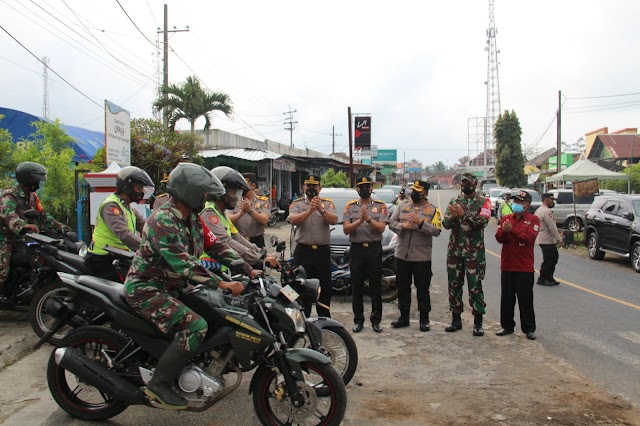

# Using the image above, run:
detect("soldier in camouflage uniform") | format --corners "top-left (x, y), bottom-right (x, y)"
top-left (124, 163), bottom-right (249, 410)
top-left (442, 173), bottom-right (492, 336)
top-left (228, 172), bottom-right (270, 248)
top-left (0, 162), bottom-right (69, 302)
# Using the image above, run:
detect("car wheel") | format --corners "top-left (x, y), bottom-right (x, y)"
top-left (631, 241), bottom-right (640, 273)
top-left (587, 232), bottom-right (605, 260)
top-left (566, 218), bottom-right (582, 232)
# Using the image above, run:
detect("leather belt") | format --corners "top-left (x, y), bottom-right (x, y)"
top-left (352, 241), bottom-right (381, 248)
top-left (298, 243), bottom-right (328, 250)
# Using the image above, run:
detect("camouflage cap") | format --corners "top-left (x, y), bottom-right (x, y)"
top-left (461, 173), bottom-right (477, 183)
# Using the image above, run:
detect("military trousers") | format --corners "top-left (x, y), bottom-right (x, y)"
top-left (539, 244), bottom-right (559, 281)
top-left (396, 258), bottom-right (432, 322)
top-left (350, 242), bottom-right (382, 326)
top-left (447, 256), bottom-right (486, 316)
top-left (293, 243), bottom-right (331, 318)
top-left (500, 271), bottom-right (536, 333)
top-left (0, 240), bottom-right (13, 293)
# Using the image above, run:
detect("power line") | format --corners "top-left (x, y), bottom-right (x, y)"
top-left (0, 24), bottom-right (101, 108)
top-left (566, 91), bottom-right (640, 100)
top-left (114, 0), bottom-right (157, 48)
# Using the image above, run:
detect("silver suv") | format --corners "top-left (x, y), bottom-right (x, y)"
top-left (547, 189), bottom-right (616, 232)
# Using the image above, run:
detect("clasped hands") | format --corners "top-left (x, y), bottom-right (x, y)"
top-left (448, 203), bottom-right (465, 220)
top-left (402, 212), bottom-right (421, 230)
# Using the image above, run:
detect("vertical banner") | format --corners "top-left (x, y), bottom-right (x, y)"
top-left (105, 100), bottom-right (131, 167)
top-left (354, 116), bottom-right (371, 149)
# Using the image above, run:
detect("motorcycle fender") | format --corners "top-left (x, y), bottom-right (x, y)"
top-left (306, 317), bottom-right (344, 345)
top-left (248, 348), bottom-right (331, 393)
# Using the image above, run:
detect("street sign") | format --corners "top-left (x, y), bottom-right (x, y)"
top-left (354, 145), bottom-right (378, 158)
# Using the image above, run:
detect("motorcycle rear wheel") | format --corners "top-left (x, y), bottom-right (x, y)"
top-left (378, 265), bottom-right (398, 303)
top-left (29, 281), bottom-right (72, 345)
top-left (47, 326), bottom-right (134, 421)
top-left (253, 361), bottom-right (346, 426)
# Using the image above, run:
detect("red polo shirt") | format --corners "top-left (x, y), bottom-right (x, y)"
top-left (495, 212), bottom-right (540, 272)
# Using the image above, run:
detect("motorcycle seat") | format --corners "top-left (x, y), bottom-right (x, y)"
top-left (56, 251), bottom-right (93, 274)
top-left (76, 276), bottom-right (131, 313)
top-left (382, 246), bottom-right (394, 256)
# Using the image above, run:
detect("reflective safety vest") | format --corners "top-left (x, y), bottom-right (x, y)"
top-left (89, 193), bottom-right (136, 255)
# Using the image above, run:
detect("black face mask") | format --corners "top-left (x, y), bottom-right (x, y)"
top-left (410, 191), bottom-right (423, 203)
top-left (548, 201), bottom-right (556, 209)
top-left (358, 188), bottom-right (372, 199)
top-left (29, 182), bottom-right (40, 193)
top-left (131, 191), bottom-right (144, 203)
top-left (305, 188), bottom-right (318, 198)
top-left (461, 184), bottom-right (475, 195)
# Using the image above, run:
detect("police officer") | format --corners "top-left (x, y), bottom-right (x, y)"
top-left (125, 163), bottom-right (249, 410)
top-left (86, 166), bottom-right (154, 281)
top-left (0, 162), bottom-right (69, 302)
top-left (442, 173), bottom-right (492, 336)
top-left (389, 180), bottom-right (442, 331)
top-left (395, 187), bottom-right (407, 206)
top-left (228, 172), bottom-right (270, 248)
top-left (343, 176), bottom-right (389, 333)
top-left (289, 174), bottom-right (338, 317)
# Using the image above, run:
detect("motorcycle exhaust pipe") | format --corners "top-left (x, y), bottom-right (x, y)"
top-left (54, 347), bottom-right (146, 404)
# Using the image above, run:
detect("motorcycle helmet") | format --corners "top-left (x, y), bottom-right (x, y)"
top-left (116, 166), bottom-right (155, 202)
top-left (166, 163), bottom-right (225, 212)
top-left (210, 166), bottom-right (250, 208)
top-left (16, 162), bottom-right (48, 188)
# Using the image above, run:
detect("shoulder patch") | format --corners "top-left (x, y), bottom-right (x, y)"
top-left (209, 215), bottom-right (219, 225)
top-left (111, 207), bottom-right (121, 216)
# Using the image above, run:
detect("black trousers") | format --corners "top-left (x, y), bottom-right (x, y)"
top-left (396, 258), bottom-right (432, 322)
top-left (85, 253), bottom-right (122, 282)
top-left (293, 244), bottom-right (331, 318)
top-left (539, 244), bottom-right (559, 281)
top-left (500, 271), bottom-right (536, 333)
top-left (350, 243), bottom-right (382, 325)
top-left (250, 235), bottom-right (265, 249)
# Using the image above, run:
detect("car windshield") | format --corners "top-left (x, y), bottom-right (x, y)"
top-left (373, 190), bottom-right (395, 203)
top-left (633, 200), bottom-right (640, 215)
top-left (490, 188), bottom-right (504, 197)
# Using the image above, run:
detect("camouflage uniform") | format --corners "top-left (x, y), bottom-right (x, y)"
top-left (442, 192), bottom-right (492, 316)
top-left (124, 198), bottom-right (248, 351)
top-left (0, 187), bottom-right (66, 293)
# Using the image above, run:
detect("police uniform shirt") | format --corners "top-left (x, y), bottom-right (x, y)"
top-left (389, 199), bottom-right (442, 262)
top-left (342, 199), bottom-right (389, 243)
top-left (290, 197), bottom-right (337, 245)
top-left (230, 195), bottom-right (270, 238)
top-left (100, 198), bottom-right (146, 251)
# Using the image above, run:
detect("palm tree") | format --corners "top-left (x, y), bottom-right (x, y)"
top-left (153, 75), bottom-right (233, 160)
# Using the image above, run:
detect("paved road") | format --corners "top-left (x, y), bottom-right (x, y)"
top-left (431, 188), bottom-right (640, 408)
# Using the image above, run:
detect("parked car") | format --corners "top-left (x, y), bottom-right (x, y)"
top-left (510, 188), bottom-right (542, 214)
top-left (487, 187), bottom-right (508, 216)
top-left (583, 194), bottom-right (640, 272)
top-left (289, 188), bottom-right (396, 256)
top-left (381, 185), bottom-right (403, 196)
top-left (547, 188), bottom-right (616, 232)
top-left (372, 188), bottom-right (397, 217)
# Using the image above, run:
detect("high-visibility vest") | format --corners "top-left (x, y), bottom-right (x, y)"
top-left (89, 193), bottom-right (136, 255)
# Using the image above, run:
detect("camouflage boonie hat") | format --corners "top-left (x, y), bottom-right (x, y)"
top-left (461, 173), bottom-right (477, 183)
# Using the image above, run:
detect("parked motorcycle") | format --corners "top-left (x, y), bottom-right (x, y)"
top-left (46, 272), bottom-right (347, 424)
top-left (267, 206), bottom-right (286, 227)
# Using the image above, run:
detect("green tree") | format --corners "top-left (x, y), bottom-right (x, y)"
top-left (0, 115), bottom-right (15, 189)
top-left (153, 75), bottom-right (232, 160)
top-left (605, 163), bottom-right (640, 193)
top-left (321, 169), bottom-right (350, 188)
top-left (431, 161), bottom-right (447, 172)
top-left (494, 110), bottom-right (526, 188)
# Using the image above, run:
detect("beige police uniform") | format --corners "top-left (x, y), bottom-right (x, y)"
top-left (230, 195), bottom-right (270, 248)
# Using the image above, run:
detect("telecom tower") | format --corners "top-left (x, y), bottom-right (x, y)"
top-left (42, 56), bottom-right (50, 120)
top-left (153, 34), bottom-right (162, 121)
top-left (484, 0), bottom-right (501, 169)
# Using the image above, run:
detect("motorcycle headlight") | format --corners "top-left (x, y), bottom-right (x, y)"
top-left (285, 307), bottom-right (306, 333)
top-left (77, 243), bottom-right (88, 257)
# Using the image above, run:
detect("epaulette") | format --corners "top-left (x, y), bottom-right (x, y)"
top-left (291, 197), bottom-right (304, 204)
top-left (346, 199), bottom-right (359, 205)
top-left (373, 199), bottom-right (386, 203)
top-left (321, 197), bottom-right (333, 201)
top-left (256, 195), bottom-right (268, 201)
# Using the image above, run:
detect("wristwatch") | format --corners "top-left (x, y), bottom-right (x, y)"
top-left (366, 217), bottom-right (372, 223)
top-left (321, 209), bottom-right (326, 215)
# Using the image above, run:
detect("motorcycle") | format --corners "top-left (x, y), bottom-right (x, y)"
top-left (267, 206), bottom-right (286, 227)
top-left (46, 271), bottom-right (347, 424)
top-left (331, 245), bottom-right (398, 302)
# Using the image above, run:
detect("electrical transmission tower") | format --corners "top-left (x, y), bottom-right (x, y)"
top-left (484, 0), bottom-right (501, 166)
top-left (284, 107), bottom-right (297, 148)
top-left (42, 56), bottom-right (50, 120)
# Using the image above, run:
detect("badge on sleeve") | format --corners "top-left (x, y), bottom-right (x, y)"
top-left (111, 207), bottom-right (121, 215)
top-left (209, 215), bottom-right (219, 225)
top-left (534, 224), bottom-right (539, 231)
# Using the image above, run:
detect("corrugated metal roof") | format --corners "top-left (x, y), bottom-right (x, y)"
top-left (200, 148), bottom-right (282, 161)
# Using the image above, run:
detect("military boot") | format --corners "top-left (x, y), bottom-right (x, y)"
top-left (472, 315), bottom-right (484, 336)
top-left (391, 311), bottom-right (410, 328)
top-left (145, 341), bottom-right (191, 410)
top-left (444, 313), bottom-right (462, 332)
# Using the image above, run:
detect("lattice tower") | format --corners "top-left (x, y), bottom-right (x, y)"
top-left (484, 0), bottom-right (501, 156)
top-left (42, 56), bottom-right (50, 120)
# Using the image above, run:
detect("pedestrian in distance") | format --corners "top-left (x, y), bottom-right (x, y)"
top-left (495, 190), bottom-right (541, 340)
top-left (388, 180), bottom-right (442, 332)
top-left (288, 174), bottom-right (338, 318)
top-left (343, 176), bottom-right (389, 333)
top-left (394, 187), bottom-right (407, 206)
top-left (534, 193), bottom-right (564, 286)
top-left (442, 173), bottom-right (492, 336)
top-left (228, 172), bottom-right (270, 249)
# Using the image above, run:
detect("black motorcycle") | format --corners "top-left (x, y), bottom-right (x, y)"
top-left (46, 272), bottom-right (347, 424)
top-left (267, 206), bottom-right (286, 227)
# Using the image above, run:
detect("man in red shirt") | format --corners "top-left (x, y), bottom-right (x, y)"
top-left (495, 190), bottom-right (540, 340)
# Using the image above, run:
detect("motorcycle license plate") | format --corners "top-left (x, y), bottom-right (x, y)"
top-left (280, 285), bottom-right (299, 302)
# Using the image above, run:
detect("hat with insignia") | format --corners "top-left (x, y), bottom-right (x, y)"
top-left (242, 172), bottom-right (257, 183)
top-left (355, 176), bottom-right (374, 186)
top-left (461, 173), bottom-right (477, 183)
top-left (512, 190), bottom-right (532, 203)
top-left (541, 192), bottom-right (555, 201)
top-left (304, 174), bottom-right (320, 185)
top-left (410, 180), bottom-right (430, 192)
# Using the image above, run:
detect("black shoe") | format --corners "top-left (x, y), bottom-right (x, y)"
top-left (495, 328), bottom-right (514, 336)
top-left (372, 324), bottom-right (383, 333)
top-left (419, 323), bottom-right (430, 332)
top-left (352, 323), bottom-right (363, 333)
top-left (145, 342), bottom-right (190, 410)
top-left (391, 318), bottom-right (410, 328)
top-left (445, 313), bottom-right (462, 332)
top-left (537, 278), bottom-right (554, 286)
top-left (472, 325), bottom-right (484, 336)
top-left (526, 331), bottom-right (537, 340)
top-left (551, 279), bottom-right (560, 286)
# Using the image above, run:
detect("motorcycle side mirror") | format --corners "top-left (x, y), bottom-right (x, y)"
top-left (24, 209), bottom-right (41, 220)
top-left (276, 241), bottom-right (286, 253)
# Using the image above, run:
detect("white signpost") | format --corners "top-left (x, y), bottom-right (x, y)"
top-left (105, 100), bottom-right (131, 167)
top-left (353, 145), bottom-right (378, 159)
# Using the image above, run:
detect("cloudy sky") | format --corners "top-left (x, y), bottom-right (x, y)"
top-left (2, 0), bottom-right (639, 167)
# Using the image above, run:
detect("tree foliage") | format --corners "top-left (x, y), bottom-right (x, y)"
top-left (604, 163), bottom-right (640, 193)
top-left (494, 110), bottom-right (527, 188)
top-left (321, 169), bottom-right (350, 188)
top-left (153, 75), bottom-right (232, 160)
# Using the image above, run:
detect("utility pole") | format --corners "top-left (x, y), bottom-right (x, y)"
top-left (157, 4), bottom-right (189, 129)
top-left (284, 107), bottom-right (297, 147)
top-left (347, 107), bottom-right (354, 186)
top-left (556, 90), bottom-right (562, 174)
top-left (42, 56), bottom-right (50, 120)
top-left (331, 126), bottom-right (342, 154)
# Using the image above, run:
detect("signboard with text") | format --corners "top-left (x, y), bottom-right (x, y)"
top-left (373, 149), bottom-right (397, 164)
top-left (354, 116), bottom-right (371, 149)
top-left (573, 178), bottom-right (599, 198)
top-left (105, 100), bottom-right (131, 166)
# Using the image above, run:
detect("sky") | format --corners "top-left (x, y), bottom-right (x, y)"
top-left (2, 0), bottom-right (640, 168)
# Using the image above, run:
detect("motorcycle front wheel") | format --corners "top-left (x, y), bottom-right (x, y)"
top-left (253, 361), bottom-right (346, 426)
top-left (267, 214), bottom-right (278, 227)
top-left (379, 264), bottom-right (398, 303)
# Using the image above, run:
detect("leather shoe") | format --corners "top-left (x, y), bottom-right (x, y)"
top-left (495, 328), bottom-right (514, 336)
top-left (352, 323), bottom-right (363, 333)
top-left (372, 324), bottom-right (383, 333)
top-left (391, 318), bottom-right (410, 328)
top-left (536, 278), bottom-right (554, 286)
top-left (419, 323), bottom-right (430, 332)
top-left (526, 331), bottom-right (536, 340)
top-left (551, 280), bottom-right (560, 286)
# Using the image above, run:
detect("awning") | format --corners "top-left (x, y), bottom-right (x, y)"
top-left (200, 148), bottom-right (282, 161)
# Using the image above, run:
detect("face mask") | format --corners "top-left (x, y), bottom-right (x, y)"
top-left (511, 203), bottom-right (525, 214)
top-left (358, 188), bottom-right (372, 199)
top-left (29, 182), bottom-right (40, 193)
top-left (131, 191), bottom-right (144, 203)
top-left (410, 191), bottom-right (423, 203)
top-left (461, 184), bottom-right (475, 195)
top-left (548, 201), bottom-right (555, 208)
top-left (305, 188), bottom-right (318, 198)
